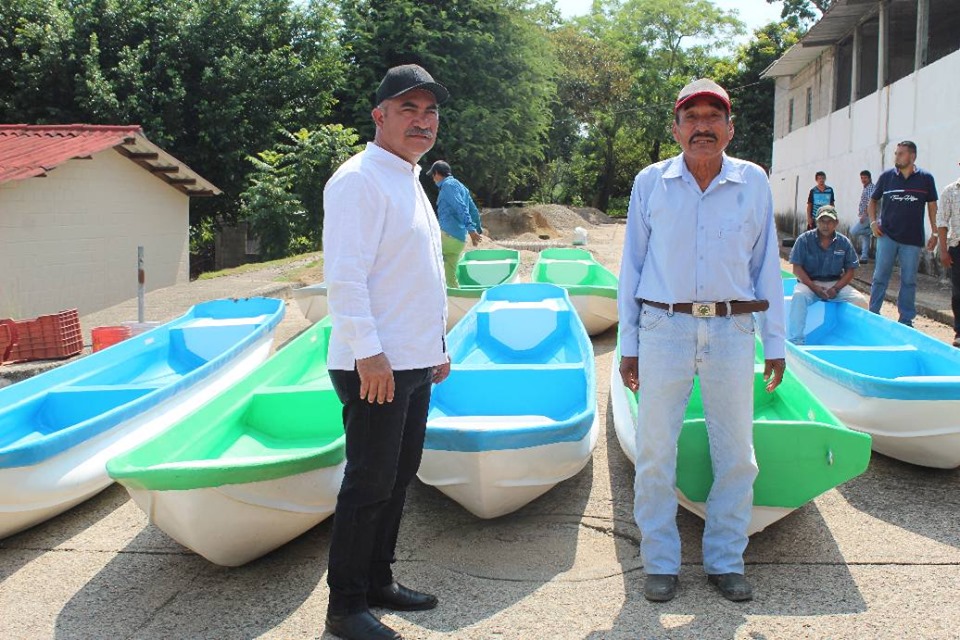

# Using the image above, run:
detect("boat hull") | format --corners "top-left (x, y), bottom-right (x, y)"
top-left (293, 283), bottom-right (328, 322)
top-left (424, 283), bottom-right (598, 518)
top-left (609, 351), bottom-right (870, 534)
top-left (567, 293), bottom-right (618, 336)
top-left (419, 416), bottom-right (598, 519)
top-left (127, 463), bottom-right (344, 566)
top-left (0, 333), bottom-right (275, 539)
top-left (784, 292), bottom-right (960, 468)
top-left (787, 352), bottom-right (960, 468)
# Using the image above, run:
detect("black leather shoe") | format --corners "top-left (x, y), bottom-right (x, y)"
top-left (643, 574), bottom-right (678, 602)
top-left (367, 582), bottom-right (438, 611)
top-left (325, 610), bottom-right (401, 640)
top-left (707, 573), bottom-right (753, 601)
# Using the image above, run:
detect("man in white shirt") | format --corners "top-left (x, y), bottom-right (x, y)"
top-left (322, 64), bottom-right (451, 640)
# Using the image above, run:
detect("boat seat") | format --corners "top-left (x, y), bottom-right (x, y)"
top-left (476, 299), bottom-right (570, 355)
top-left (539, 260), bottom-right (592, 286)
top-left (30, 386), bottom-right (160, 433)
top-left (459, 260), bottom-right (515, 287)
top-left (169, 322), bottom-right (261, 362)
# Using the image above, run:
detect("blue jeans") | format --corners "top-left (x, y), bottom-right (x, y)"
top-left (849, 220), bottom-right (872, 259)
top-left (869, 234), bottom-right (922, 325)
top-left (326, 367), bottom-right (433, 615)
top-left (633, 305), bottom-right (757, 575)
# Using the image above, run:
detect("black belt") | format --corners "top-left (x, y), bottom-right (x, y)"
top-left (643, 300), bottom-right (769, 317)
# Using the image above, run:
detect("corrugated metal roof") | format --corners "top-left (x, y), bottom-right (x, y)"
top-left (0, 124), bottom-right (221, 196)
top-left (762, 0), bottom-right (878, 78)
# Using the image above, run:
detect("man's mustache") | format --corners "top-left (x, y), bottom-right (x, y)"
top-left (689, 133), bottom-right (717, 143)
top-left (406, 127), bottom-right (434, 138)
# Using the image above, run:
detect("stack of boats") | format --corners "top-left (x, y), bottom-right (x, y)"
top-left (4, 248), bottom-right (958, 566)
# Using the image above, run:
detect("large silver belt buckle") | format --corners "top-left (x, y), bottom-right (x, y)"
top-left (692, 302), bottom-right (715, 317)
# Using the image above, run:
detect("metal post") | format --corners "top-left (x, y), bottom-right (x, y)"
top-left (138, 246), bottom-right (145, 323)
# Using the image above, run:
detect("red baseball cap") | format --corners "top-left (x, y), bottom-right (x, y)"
top-left (675, 78), bottom-right (731, 114)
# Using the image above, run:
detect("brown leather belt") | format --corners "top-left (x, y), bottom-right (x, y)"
top-left (643, 300), bottom-right (769, 317)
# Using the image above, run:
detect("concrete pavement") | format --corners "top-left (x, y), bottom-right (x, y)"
top-left (2, 230), bottom-right (960, 639)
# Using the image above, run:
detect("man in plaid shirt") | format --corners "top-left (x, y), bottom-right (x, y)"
top-left (850, 170), bottom-right (875, 262)
top-left (935, 162), bottom-right (960, 346)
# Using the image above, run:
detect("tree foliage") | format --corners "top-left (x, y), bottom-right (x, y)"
top-left (0, 0), bottom-right (344, 225)
top-left (768, 0), bottom-right (832, 27)
top-left (334, 0), bottom-right (556, 205)
top-left (240, 126), bottom-right (361, 259)
top-left (712, 21), bottom-right (800, 170)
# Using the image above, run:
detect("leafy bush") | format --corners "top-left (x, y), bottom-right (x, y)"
top-left (240, 126), bottom-right (360, 260)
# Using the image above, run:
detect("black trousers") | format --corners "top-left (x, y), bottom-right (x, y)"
top-left (951, 246), bottom-right (960, 336)
top-left (326, 367), bottom-right (433, 615)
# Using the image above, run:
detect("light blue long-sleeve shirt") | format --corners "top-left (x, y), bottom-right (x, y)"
top-left (436, 175), bottom-right (478, 241)
top-left (617, 153), bottom-right (786, 359)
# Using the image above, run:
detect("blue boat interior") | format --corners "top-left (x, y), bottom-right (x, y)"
top-left (430, 283), bottom-right (595, 437)
top-left (0, 299), bottom-right (281, 465)
top-left (789, 297), bottom-right (960, 377)
top-left (430, 366), bottom-right (588, 424)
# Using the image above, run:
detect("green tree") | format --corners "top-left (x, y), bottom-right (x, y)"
top-left (556, 0), bottom-right (741, 210)
top-left (712, 21), bottom-right (800, 170)
top-left (0, 0), bottom-right (344, 227)
top-left (240, 126), bottom-right (361, 259)
top-left (335, 0), bottom-right (556, 205)
top-left (768, 0), bottom-right (831, 26)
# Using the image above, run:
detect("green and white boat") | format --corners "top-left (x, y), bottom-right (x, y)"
top-left (447, 249), bottom-right (521, 330)
top-left (107, 318), bottom-right (345, 566)
top-left (610, 337), bottom-right (872, 534)
top-left (532, 248), bottom-right (618, 335)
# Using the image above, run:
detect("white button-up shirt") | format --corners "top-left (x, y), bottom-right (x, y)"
top-left (618, 153), bottom-right (786, 359)
top-left (323, 143), bottom-right (448, 371)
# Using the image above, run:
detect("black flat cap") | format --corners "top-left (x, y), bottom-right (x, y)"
top-left (375, 64), bottom-right (449, 105)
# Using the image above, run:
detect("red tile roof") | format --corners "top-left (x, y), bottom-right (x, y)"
top-left (0, 124), bottom-right (220, 196)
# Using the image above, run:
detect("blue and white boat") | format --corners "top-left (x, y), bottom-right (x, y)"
top-left (0, 297), bottom-right (284, 538)
top-left (785, 289), bottom-right (960, 468)
top-left (418, 283), bottom-right (598, 518)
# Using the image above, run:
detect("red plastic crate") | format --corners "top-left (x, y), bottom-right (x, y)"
top-left (0, 309), bottom-right (83, 364)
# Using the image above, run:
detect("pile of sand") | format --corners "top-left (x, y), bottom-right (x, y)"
top-left (480, 204), bottom-right (611, 243)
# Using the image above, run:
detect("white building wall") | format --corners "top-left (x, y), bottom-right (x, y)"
top-left (770, 50), bottom-right (960, 235)
top-left (0, 149), bottom-right (189, 319)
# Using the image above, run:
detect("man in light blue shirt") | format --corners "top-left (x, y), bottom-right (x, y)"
top-left (788, 205), bottom-right (866, 344)
top-left (428, 160), bottom-right (482, 287)
top-left (617, 78), bottom-right (785, 604)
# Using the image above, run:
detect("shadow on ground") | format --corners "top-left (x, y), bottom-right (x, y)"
top-left (584, 396), bottom-right (867, 640)
top-left (0, 484), bottom-right (130, 586)
top-left (837, 452), bottom-right (960, 548)
top-left (54, 519), bottom-right (331, 639)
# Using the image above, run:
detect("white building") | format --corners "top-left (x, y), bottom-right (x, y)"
top-left (0, 125), bottom-right (220, 319)
top-left (763, 0), bottom-right (960, 241)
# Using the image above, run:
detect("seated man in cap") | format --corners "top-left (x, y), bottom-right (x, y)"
top-left (428, 160), bottom-right (482, 287)
top-left (788, 204), bottom-right (868, 344)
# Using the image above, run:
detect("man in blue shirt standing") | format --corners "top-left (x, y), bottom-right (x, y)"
top-left (788, 205), bottom-right (867, 344)
top-left (617, 78), bottom-right (785, 604)
top-left (868, 140), bottom-right (939, 326)
top-left (428, 160), bottom-right (481, 287)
